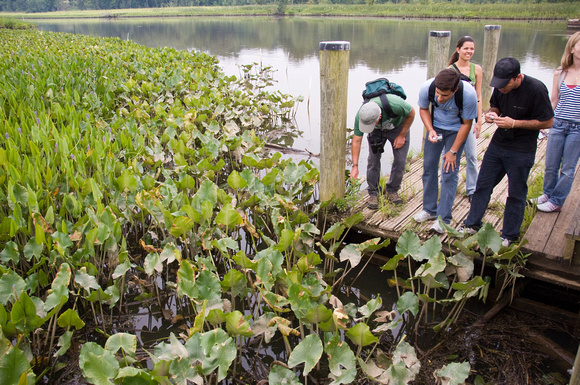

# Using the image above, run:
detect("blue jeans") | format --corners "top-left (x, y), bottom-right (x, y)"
top-left (543, 118), bottom-right (580, 207)
top-left (367, 124), bottom-right (410, 196)
top-left (464, 128), bottom-right (478, 196)
top-left (421, 128), bottom-right (465, 224)
top-left (464, 142), bottom-right (535, 241)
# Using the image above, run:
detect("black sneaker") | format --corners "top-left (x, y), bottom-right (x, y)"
top-left (387, 191), bottom-right (403, 205)
top-left (368, 195), bottom-right (378, 210)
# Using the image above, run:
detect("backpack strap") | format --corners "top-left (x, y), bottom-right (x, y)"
top-left (454, 81), bottom-right (464, 124)
top-left (428, 80), bottom-right (464, 125)
top-left (379, 93), bottom-right (397, 120)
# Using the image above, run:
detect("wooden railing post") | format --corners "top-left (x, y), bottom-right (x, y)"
top-left (427, 30), bottom-right (451, 80)
top-left (482, 25), bottom-right (502, 109)
top-left (319, 41), bottom-right (350, 202)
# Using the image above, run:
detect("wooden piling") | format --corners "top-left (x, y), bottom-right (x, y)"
top-left (319, 41), bottom-right (350, 202)
top-left (482, 25), bottom-right (502, 109)
top-left (571, 344), bottom-right (580, 385)
top-left (427, 31), bottom-right (451, 80)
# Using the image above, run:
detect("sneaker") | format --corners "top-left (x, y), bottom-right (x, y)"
top-left (501, 237), bottom-right (514, 247)
top-left (368, 195), bottom-right (378, 210)
top-left (537, 201), bottom-right (561, 212)
top-left (387, 191), bottom-right (403, 205)
top-left (529, 194), bottom-right (549, 206)
top-left (413, 210), bottom-right (436, 223)
top-left (430, 220), bottom-right (445, 234)
top-left (457, 225), bottom-right (477, 235)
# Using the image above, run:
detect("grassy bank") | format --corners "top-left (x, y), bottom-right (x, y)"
top-left (3, 3), bottom-right (578, 21)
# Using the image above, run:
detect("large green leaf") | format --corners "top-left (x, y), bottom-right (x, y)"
top-left (303, 304), bottom-right (333, 324)
top-left (215, 203), bottom-right (242, 228)
top-left (339, 244), bottom-right (362, 268)
top-left (79, 342), bottom-right (120, 385)
top-left (435, 362), bottom-right (470, 385)
top-left (395, 230), bottom-right (421, 257)
top-left (57, 308), bottom-right (85, 330)
top-left (0, 271), bottom-right (26, 306)
top-left (322, 222), bottom-right (346, 242)
top-left (199, 329), bottom-right (236, 381)
top-left (45, 262), bottom-right (71, 311)
top-left (397, 292), bottom-right (419, 317)
top-left (268, 364), bottom-right (301, 385)
top-left (106, 333), bottom-right (137, 357)
top-left (0, 346), bottom-right (35, 385)
top-left (224, 311), bottom-right (253, 337)
top-left (0, 241), bottom-right (19, 264)
top-left (169, 216), bottom-right (194, 238)
top-left (226, 170), bottom-right (247, 189)
top-left (11, 291), bottom-right (42, 333)
top-left (176, 259), bottom-right (196, 300)
top-left (325, 335), bottom-right (356, 384)
top-left (287, 334), bottom-right (323, 376)
top-left (416, 236), bottom-right (442, 262)
top-left (169, 357), bottom-right (203, 385)
top-left (75, 267), bottom-right (101, 292)
top-left (345, 322), bottom-right (378, 347)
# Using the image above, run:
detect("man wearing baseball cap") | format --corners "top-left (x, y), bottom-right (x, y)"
top-left (460, 57), bottom-right (554, 246)
top-left (351, 92), bottom-right (415, 210)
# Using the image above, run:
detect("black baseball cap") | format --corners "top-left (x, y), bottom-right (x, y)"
top-left (490, 57), bottom-right (521, 88)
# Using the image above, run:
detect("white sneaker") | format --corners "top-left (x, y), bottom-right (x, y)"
top-left (529, 194), bottom-right (549, 205)
top-left (430, 220), bottom-right (445, 234)
top-left (413, 210), bottom-right (436, 223)
top-left (501, 237), bottom-right (513, 247)
top-left (537, 201), bottom-right (561, 213)
top-left (457, 225), bottom-right (477, 235)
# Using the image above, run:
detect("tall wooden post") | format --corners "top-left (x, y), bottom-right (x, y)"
top-left (427, 31), bottom-right (451, 80)
top-left (319, 41), bottom-right (350, 202)
top-left (482, 25), bottom-right (502, 110)
top-left (571, 344), bottom-right (580, 385)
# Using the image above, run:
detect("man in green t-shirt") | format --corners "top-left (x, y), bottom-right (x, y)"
top-left (351, 95), bottom-right (415, 210)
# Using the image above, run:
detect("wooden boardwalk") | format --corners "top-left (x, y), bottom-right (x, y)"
top-left (327, 121), bottom-right (580, 290)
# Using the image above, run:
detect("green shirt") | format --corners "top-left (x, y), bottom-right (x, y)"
top-left (354, 94), bottom-right (412, 136)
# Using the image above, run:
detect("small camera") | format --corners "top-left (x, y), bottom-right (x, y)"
top-left (436, 134), bottom-right (443, 141)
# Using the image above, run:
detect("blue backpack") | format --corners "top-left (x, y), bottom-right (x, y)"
top-left (362, 78), bottom-right (407, 121)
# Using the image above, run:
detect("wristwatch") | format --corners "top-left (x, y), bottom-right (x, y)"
top-left (449, 150), bottom-right (457, 156)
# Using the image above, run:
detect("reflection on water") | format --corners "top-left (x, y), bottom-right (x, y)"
top-left (33, 17), bottom-right (568, 176)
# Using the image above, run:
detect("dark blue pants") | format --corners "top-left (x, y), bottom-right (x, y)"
top-left (464, 142), bottom-right (535, 241)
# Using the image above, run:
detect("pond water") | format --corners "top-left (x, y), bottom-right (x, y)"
top-left (33, 17), bottom-right (569, 179)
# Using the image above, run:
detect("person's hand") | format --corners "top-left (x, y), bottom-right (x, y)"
top-left (427, 130), bottom-right (439, 143)
top-left (485, 111), bottom-right (498, 123)
top-left (493, 116), bottom-right (515, 129)
top-left (351, 165), bottom-right (359, 179)
top-left (443, 151), bottom-right (457, 172)
top-left (474, 121), bottom-right (482, 138)
top-left (393, 136), bottom-right (406, 149)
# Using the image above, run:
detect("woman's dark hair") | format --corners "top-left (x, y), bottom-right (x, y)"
top-left (448, 36), bottom-right (476, 66)
top-left (434, 68), bottom-right (461, 92)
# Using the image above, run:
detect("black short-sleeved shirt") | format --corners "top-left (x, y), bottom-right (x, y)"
top-left (490, 75), bottom-right (554, 153)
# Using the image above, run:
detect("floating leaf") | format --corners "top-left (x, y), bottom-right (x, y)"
top-left (57, 308), bottom-right (85, 330)
top-left (346, 322), bottom-right (378, 347)
top-left (435, 361), bottom-right (471, 385)
top-left (268, 364), bottom-right (301, 385)
top-left (397, 291), bottom-right (419, 317)
top-left (79, 342), bottom-right (119, 385)
top-left (287, 334), bottom-right (323, 376)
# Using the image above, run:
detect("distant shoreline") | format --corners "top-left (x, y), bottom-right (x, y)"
top-left (2, 4), bottom-right (576, 22)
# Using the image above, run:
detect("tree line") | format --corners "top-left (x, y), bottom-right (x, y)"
top-left (0, 0), bottom-right (575, 14)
